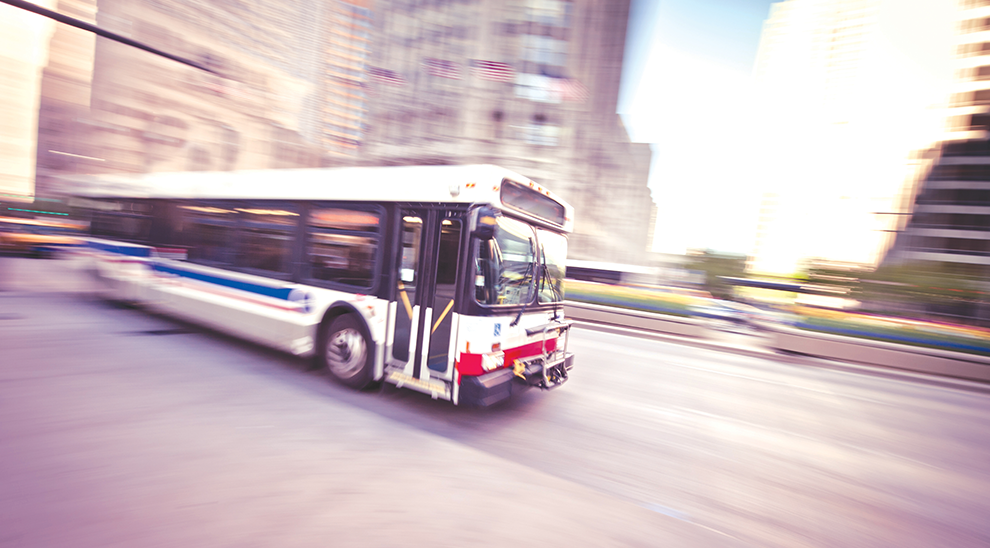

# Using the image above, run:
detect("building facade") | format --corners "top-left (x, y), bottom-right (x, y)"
top-left (747, 0), bottom-right (954, 276)
top-left (354, 0), bottom-right (655, 264)
top-left (34, 0), bottom-right (334, 199)
top-left (1, 0), bottom-right (65, 204)
top-left (883, 0), bottom-right (990, 322)
top-left (28, 0), bottom-right (653, 263)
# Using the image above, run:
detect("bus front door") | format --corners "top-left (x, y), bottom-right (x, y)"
top-left (388, 210), bottom-right (462, 391)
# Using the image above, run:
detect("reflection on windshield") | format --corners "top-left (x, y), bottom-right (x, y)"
top-left (537, 228), bottom-right (567, 303)
top-left (474, 216), bottom-right (536, 306)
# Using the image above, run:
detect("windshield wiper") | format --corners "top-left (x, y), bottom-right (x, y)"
top-left (513, 254), bottom-right (563, 326)
top-left (510, 240), bottom-right (536, 327)
top-left (541, 261), bottom-right (563, 321)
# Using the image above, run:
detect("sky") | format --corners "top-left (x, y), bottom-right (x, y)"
top-left (617, 0), bottom-right (957, 270)
top-left (618, 0), bottom-right (778, 256)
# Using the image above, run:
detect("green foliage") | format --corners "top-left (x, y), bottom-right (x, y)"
top-left (803, 260), bottom-right (983, 322)
top-left (859, 262), bottom-right (979, 307)
top-left (684, 250), bottom-right (748, 299)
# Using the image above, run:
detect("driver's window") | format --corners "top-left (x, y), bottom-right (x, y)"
top-left (473, 216), bottom-right (536, 306)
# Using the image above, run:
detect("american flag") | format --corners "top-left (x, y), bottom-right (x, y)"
top-left (367, 67), bottom-right (406, 87)
top-left (553, 78), bottom-right (589, 103)
top-left (422, 58), bottom-right (461, 80)
top-left (470, 60), bottom-right (515, 82)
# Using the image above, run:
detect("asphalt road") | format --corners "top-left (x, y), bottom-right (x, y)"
top-left (2, 258), bottom-right (989, 547)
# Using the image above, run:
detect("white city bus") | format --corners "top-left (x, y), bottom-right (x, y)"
top-left (66, 165), bottom-right (574, 406)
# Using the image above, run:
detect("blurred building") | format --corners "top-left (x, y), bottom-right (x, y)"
top-left (883, 0), bottom-right (990, 322)
top-left (321, 1), bottom-right (373, 159)
top-left (35, 0), bottom-right (348, 197)
top-left (747, 0), bottom-right (955, 276)
top-left (355, 0), bottom-right (655, 264)
top-left (26, 0), bottom-right (653, 263)
top-left (1, 0), bottom-right (63, 204)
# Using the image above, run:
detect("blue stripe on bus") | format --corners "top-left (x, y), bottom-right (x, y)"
top-left (90, 240), bottom-right (295, 302)
top-left (87, 240), bottom-right (152, 257)
top-left (151, 263), bottom-right (293, 301)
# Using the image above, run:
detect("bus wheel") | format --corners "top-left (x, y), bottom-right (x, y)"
top-left (321, 314), bottom-right (373, 389)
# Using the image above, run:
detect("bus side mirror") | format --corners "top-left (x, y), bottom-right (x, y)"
top-left (470, 206), bottom-right (498, 240)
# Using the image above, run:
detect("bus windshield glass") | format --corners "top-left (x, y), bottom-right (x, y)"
top-left (537, 228), bottom-right (567, 303)
top-left (474, 216), bottom-right (537, 306)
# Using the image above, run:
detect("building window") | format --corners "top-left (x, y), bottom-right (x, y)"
top-left (521, 122), bottom-right (560, 146)
top-left (961, 17), bottom-right (990, 33)
top-left (520, 35), bottom-right (567, 66)
top-left (957, 41), bottom-right (990, 57)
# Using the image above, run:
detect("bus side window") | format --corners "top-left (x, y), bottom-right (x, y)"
top-left (305, 206), bottom-right (382, 289)
top-left (148, 201), bottom-right (181, 247)
top-left (90, 200), bottom-right (153, 244)
top-left (179, 203), bottom-right (238, 267)
top-left (236, 203), bottom-right (299, 277)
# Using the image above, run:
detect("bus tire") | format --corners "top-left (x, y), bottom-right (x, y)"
top-left (320, 314), bottom-right (374, 390)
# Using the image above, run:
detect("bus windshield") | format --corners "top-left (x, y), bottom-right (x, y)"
top-left (537, 228), bottom-right (567, 303)
top-left (474, 216), bottom-right (537, 306)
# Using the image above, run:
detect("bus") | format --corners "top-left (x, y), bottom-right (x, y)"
top-left (65, 165), bottom-right (575, 406)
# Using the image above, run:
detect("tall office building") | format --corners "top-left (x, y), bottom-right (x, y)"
top-left (1, 0), bottom-right (69, 203)
top-left (884, 0), bottom-right (990, 322)
top-left (320, 1), bottom-right (373, 158)
top-left (355, 0), bottom-right (655, 264)
top-left (748, 0), bottom-right (954, 276)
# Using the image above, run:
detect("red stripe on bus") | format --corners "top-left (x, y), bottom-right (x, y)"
top-left (456, 338), bottom-right (557, 377)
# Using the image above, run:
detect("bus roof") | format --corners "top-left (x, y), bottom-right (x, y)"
top-left (60, 164), bottom-right (573, 232)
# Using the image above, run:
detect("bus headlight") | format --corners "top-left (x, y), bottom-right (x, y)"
top-left (481, 351), bottom-right (505, 372)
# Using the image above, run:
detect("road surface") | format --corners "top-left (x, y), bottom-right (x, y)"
top-left (2, 257), bottom-right (988, 547)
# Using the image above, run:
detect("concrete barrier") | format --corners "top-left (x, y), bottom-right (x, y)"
top-left (565, 300), bottom-right (990, 384)
top-left (563, 301), bottom-right (707, 338)
top-left (770, 324), bottom-right (990, 383)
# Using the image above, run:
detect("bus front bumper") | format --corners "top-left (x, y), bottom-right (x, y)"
top-left (459, 352), bottom-right (574, 407)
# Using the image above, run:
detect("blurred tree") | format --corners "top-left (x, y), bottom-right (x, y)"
top-left (685, 250), bottom-right (748, 300)
top-left (803, 259), bottom-right (981, 323)
top-left (857, 262), bottom-right (980, 321)
top-left (802, 259), bottom-right (864, 290)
